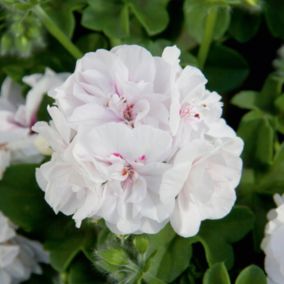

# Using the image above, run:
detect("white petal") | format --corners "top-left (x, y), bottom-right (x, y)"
top-left (24, 68), bottom-right (68, 125)
top-left (112, 45), bottom-right (156, 83)
top-left (170, 193), bottom-right (202, 237)
top-left (0, 245), bottom-right (19, 267)
top-left (162, 46), bottom-right (181, 66)
top-left (0, 77), bottom-right (24, 108)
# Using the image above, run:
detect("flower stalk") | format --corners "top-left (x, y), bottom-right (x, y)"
top-left (33, 5), bottom-right (82, 59)
top-left (197, 7), bottom-right (218, 69)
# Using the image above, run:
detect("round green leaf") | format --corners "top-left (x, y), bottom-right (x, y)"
top-left (157, 236), bottom-right (193, 282)
top-left (45, 219), bottom-right (96, 272)
top-left (44, 0), bottom-right (85, 38)
top-left (265, 0), bottom-right (284, 40)
top-left (231, 91), bottom-right (259, 110)
top-left (238, 110), bottom-right (275, 167)
top-left (198, 207), bottom-right (254, 269)
top-left (82, 0), bottom-right (130, 39)
top-left (184, 0), bottom-right (231, 43)
top-left (0, 164), bottom-right (53, 232)
top-left (129, 0), bottom-right (170, 35)
top-left (257, 143), bottom-right (284, 194)
top-left (203, 263), bottom-right (231, 284)
top-left (76, 33), bottom-right (109, 53)
top-left (235, 265), bottom-right (267, 284)
top-left (204, 44), bottom-right (249, 93)
top-left (68, 258), bottom-right (105, 284)
top-left (229, 8), bottom-right (261, 42)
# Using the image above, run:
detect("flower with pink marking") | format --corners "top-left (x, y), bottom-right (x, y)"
top-left (52, 45), bottom-right (170, 130)
top-left (0, 69), bottom-right (67, 179)
top-left (34, 45), bottom-right (243, 237)
top-left (70, 123), bottom-right (174, 233)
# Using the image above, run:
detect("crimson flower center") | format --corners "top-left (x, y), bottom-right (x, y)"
top-left (123, 104), bottom-right (135, 122)
top-left (180, 103), bottom-right (200, 119)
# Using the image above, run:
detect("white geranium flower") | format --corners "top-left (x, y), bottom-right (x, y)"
top-left (0, 212), bottom-right (48, 284)
top-left (168, 64), bottom-right (222, 145)
top-left (34, 107), bottom-right (88, 219)
top-left (36, 116), bottom-right (174, 234)
top-left (0, 69), bottom-right (68, 178)
top-left (34, 45), bottom-right (243, 236)
top-left (262, 194), bottom-right (284, 284)
top-left (73, 123), bottom-right (173, 234)
top-left (160, 125), bottom-right (243, 237)
top-left (52, 45), bottom-right (170, 129)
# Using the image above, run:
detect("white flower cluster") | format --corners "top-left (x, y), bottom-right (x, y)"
top-left (0, 212), bottom-right (48, 284)
top-left (262, 194), bottom-right (284, 284)
top-left (0, 69), bottom-right (68, 179)
top-left (34, 45), bottom-right (243, 237)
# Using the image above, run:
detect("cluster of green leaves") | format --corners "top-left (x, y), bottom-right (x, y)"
top-left (1, 0), bottom-right (284, 283)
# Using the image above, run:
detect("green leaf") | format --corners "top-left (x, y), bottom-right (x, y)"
top-left (0, 164), bottom-right (53, 232)
top-left (82, 0), bottom-right (170, 38)
top-left (203, 263), bottom-right (231, 284)
top-left (68, 257), bottom-right (105, 284)
top-left (257, 143), bottom-right (284, 194)
top-left (45, 219), bottom-right (96, 272)
top-left (237, 171), bottom-right (272, 250)
top-left (235, 265), bottom-right (267, 284)
top-left (257, 75), bottom-right (284, 113)
top-left (142, 274), bottom-right (166, 284)
top-left (237, 169), bottom-right (256, 198)
top-left (275, 95), bottom-right (284, 113)
top-left (45, 0), bottom-right (85, 38)
top-left (157, 236), bottom-right (192, 282)
top-left (238, 110), bottom-right (275, 166)
top-left (204, 44), bottom-right (249, 93)
top-left (198, 207), bottom-right (254, 268)
top-left (180, 51), bottom-right (199, 67)
top-left (231, 91), bottom-right (259, 110)
top-left (184, 0), bottom-right (231, 43)
top-left (76, 33), bottom-right (109, 54)
top-left (142, 225), bottom-right (194, 282)
top-left (265, 0), bottom-right (284, 40)
top-left (82, 0), bottom-right (130, 39)
top-left (229, 8), bottom-right (261, 42)
top-left (128, 0), bottom-right (170, 35)
top-left (145, 225), bottom-right (176, 276)
top-left (137, 39), bottom-right (172, 56)
top-left (275, 94), bottom-right (284, 134)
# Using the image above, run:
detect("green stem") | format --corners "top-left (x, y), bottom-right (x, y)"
top-left (197, 7), bottom-right (218, 69)
top-left (33, 5), bottom-right (82, 59)
top-left (110, 38), bottom-right (122, 47)
top-left (59, 272), bottom-right (68, 284)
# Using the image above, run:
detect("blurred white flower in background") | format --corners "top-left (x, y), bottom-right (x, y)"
top-left (0, 212), bottom-right (48, 284)
top-left (34, 45), bottom-right (243, 237)
top-left (262, 194), bottom-right (284, 284)
top-left (0, 69), bottom-right (68, 179)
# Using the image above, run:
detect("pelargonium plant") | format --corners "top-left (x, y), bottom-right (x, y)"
top-left (34, 45), bottom-right (243, 237)
top-left (1, 0), bottom-right (284, 283)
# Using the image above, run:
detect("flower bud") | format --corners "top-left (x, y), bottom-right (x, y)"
top-left (133, 236), bottom-right (149, 255)
top-left (97, 248), bottom-right (129, 266)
